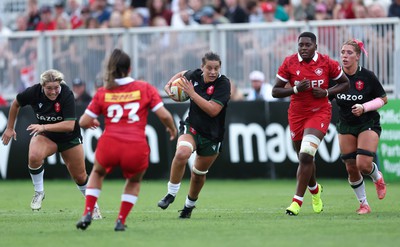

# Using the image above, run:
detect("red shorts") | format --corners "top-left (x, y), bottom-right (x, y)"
top-left (95, 135), bottom-right (150, 178)
top-left (288, 106), bottom-right (331, 141)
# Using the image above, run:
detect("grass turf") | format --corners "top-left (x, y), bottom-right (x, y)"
top-left (0, 179), bottom-right (398, 247)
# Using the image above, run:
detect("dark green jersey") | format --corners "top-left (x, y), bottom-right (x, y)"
top-left (17, 83), bottom-right (81, 143)
top-left (334, 66), bottom-right (386, 125)
top-left (184, 69), bottom-right (231, 142)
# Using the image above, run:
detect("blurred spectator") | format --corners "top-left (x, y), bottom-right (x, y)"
top-left (36, 5), bottom-right (57, 31)
top-left (148, 0), bottom-right (173, 26)
top-left (212, 0), bottom-right (228, 17)
top-left (122, 9), bottom-right (146, 28)
top-left (113, 0), bottom-right (127, 13)
top-left (324, 0), bottom-right (336, 20)
top-left (92, 0), bottom-right (112, 27)
top-left (171, 0), bottom-right (199, 27)
top-left (190, 0), bottom-right (206, 23)
top-left (26, 0), bottom-right (41, 30)
top-left (72, 78), bottom-right (92, 105)
top-left (315, 2), bottom-right (328, 20)
top-left (212, 5), bottom-right (230, 23)
top-left (14, 15), bottom-right (28, 32)
top-left (265, 0), bottom-right (289, 22)
top-left (54, 0), bottom-right (70, 22)
top-left (75, 5), bottom-right (92, 29)
top-left (224, 0), bottom-right (249, 23)
top-left (246, 70), bottom-right (277, 101)
top-left (247, 0), bottom-right (264, 23)
top-left (261, 2), bottom-right (279, 22)
top-left (69, 0), bottom-right (85, 29)
top-left (108, 10), bottom-right (124, 28)
top-left (0, 95), bottom-right (8, 106)
top-left (293, 0), bottom-right (316, 21)
top-left (333, 0), bottom-right (356, 19)
top-left (198, 5), bottom-right (219, 24)
top-left (353, 1), bottom-right (368, 19)
top-left (277, 0), bottom-right (293, 20)
top-left (388, 0), bottom-right (400, 18)
top-left (367, 2), bottom-right (387, 18)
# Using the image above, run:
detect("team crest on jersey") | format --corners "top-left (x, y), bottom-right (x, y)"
top-left (54, 102), bottom-right (61, 112)
top-left (355, 80), bottom-right (364, 91)
top-left (315, 68), bottom-right (323, 76)
top-left (296, 70), bottom-right (300, 75)
top-left (38, 103), bottom-right (43, 109)
top-left (206, 85), bottom-right (214, 95)
top-left (189, 127), bottom-right (197, 135)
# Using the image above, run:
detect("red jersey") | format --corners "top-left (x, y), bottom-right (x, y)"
top-left (86, 77), bottom-right (163, 142)
top-left (277, 52), bottom-right (342, 113)
top-left (35, 21), bottom-right (57, 31)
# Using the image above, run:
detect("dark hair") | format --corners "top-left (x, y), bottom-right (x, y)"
top-left (298, 32), bottom-right (317, 43)
top-left (104, 49), bottom-right (131, 89)
top-left (202, 51), bottom-right (221, 66)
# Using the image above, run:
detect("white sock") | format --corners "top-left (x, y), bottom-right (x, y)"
top-left (29, 165), bottom-right (44, 192)
top-left (349, 178), bottom-right (368, 205)
top-left (167, 181), bottom-right (180, 197)
top-left (78, 181), bottom-right (100, 208)
top-left (185, 196), bottom-right (197, 208)
top-left (368, 162), bottom-right (381, 182)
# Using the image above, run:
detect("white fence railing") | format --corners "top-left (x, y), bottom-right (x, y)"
top-left (0, 18), bottom-right (399, 99)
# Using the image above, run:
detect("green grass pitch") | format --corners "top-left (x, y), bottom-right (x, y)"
top-left (1, 179), bottom-right (399, 247)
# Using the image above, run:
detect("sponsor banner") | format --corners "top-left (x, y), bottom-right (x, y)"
top-left (0, 101), bottom-right (347, 180)
top-left (377, 99), bottom-right (400, 182)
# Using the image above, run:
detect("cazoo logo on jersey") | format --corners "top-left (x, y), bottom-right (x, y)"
top-left (228, 122), bottom-right (340, 164)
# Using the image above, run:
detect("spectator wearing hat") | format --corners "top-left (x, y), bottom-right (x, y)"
top-left (36, 5), bottom-right (57, 31)
top-left (198, 6), bottom-right (229, 24)
top-left (72, 78), bottom-right (92, 105)
top-left (246, 70), bottom-right (277, 101)
top-left (263, 0), bottom-right (289, 22)
top-left (261, 2), bottom-right (278, 22)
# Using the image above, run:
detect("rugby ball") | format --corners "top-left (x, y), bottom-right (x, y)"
top-left (170, 78), bottom-right (190, 102)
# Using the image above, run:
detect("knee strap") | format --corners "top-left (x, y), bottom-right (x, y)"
top-left (341, 151), bottom-right (357, 161)
top-left (357, 148), bottom-right (375, 157)
top-left (192, 166), bottom-right (208, 175)
top-left (177, 140), bottom-right (194, 153)
top-left (299, 134), bottom-right (321, 157)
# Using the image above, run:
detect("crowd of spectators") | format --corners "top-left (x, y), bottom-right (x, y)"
top-left (1, 0), bottom-right (399, 33)
top-left (0, 0), bottom-right (398, 102)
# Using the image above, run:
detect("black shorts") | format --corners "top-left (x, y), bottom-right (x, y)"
top-left (179, 121), bottom-right (222, 156)
top-left (336, 118), bottom-right (382, 137)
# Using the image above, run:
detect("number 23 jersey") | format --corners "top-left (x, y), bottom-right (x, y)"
top-left (85, 77), bottom-right (163, 142)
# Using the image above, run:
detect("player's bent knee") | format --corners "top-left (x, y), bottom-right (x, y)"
top-left (177, 141), bottom-right (194, 153)
top-left (192, 166), bottom-right (208, 175)
top-left (299, 134), bottom-right (321, 157)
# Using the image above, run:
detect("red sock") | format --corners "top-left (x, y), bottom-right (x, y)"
top-left (117, 201), bottom-right (134, 224)
top-left (309, 185), bottom-right (319, 195)
top-left (293, 198), bottom-right (303, 207)
top-left (83, 195), bottom-right (98, 215)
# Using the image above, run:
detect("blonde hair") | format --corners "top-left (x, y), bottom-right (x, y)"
top-left (40, 69), bottom-right (66, 86)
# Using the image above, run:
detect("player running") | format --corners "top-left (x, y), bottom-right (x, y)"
top-left (272, 32), bottom-right (350, 216)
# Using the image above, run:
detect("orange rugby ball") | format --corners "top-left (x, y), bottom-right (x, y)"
top-left (170, 78), bottom-right (189, 102)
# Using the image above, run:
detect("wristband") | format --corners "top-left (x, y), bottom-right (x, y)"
top-left (362, 98), bottom-right (385, 112)
top-left (325, 89), bottom-right (329, 97)
top-left (293, 86), bottom-right (298, 94)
